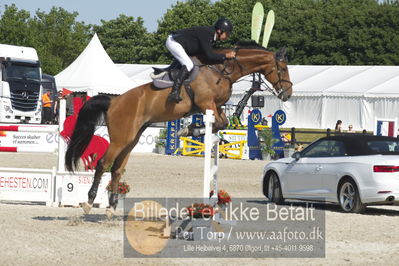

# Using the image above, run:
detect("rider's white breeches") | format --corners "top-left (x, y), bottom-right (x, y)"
top-left (166, 35), bottom-right (194, 71)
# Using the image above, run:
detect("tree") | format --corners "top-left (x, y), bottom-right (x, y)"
top-left (93, 15), bottom-right (151, 64)
top-left (151, 0), bottom-right (217, 63)
top-left (30, 7), bottom-right (91, 74)
top-left (261, 0), bottom-right (399, 65)
top-left (0, 4), bottom-right (32, 46)
top-left (2, 0), bottom-right (399, 69)
top-left (0, 5), bottom-right (91, 75)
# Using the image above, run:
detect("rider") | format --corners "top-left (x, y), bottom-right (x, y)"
top-left (165, 18), bottom-right (237, 103)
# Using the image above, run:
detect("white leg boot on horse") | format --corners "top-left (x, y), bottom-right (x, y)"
top-left (178, 105), bottom-right (229, 138)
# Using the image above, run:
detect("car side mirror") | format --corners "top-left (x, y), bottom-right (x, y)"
top-left (292, 152), bottom-right (301, 161)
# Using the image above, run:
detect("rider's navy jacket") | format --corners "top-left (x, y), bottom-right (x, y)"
top-left (172, 26), bottom-right (226, 63)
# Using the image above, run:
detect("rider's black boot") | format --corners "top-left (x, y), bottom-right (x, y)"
top-left (168, 66), bottom-right (189, 103)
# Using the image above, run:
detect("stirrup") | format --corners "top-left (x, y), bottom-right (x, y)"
top-left (168, 92), bottom-right (182, 103)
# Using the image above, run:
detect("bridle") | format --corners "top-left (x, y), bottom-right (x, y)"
top-left (262, 56), bottom-right (293, 98)
top-left (206, 47), bottom-right (292, 98)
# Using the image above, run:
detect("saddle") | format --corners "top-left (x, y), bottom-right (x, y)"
top-left (151, 58), bottom-right (200, 89)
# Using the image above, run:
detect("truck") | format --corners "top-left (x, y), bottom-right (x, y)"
top-left (0, 44), bottom-right (43, 123)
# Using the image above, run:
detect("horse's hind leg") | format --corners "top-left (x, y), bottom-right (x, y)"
top-left (82, 160), bottom-right (105, 214)
top-left (106, 125), bottom-right (148, 218)
top-left (105, 151), bottom-right (131, 219)
top-left (82, 143), bottom-right (124, 214)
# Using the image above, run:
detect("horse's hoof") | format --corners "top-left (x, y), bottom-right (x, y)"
top-left (178, 127), bottom-right (189, 137)
top-left (82, 202), bottom-right (92, 214)
top-left (106, 207), bottom-right (114, 220)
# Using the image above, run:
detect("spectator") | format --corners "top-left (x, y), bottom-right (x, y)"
top-left (281, 133), bottom-right (291, 143)
top-left (42, 90), bottom-right (53, 124)
top-left (347, 125), bottom-right (355, 133)
top-left (335, 120), bottom-right (342, 135)
top-left (295, 144), bottom-right (304, 152)
top-left (53, 90), bottom-right (64, 124)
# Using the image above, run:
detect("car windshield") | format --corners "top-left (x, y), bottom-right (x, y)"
top-left (4, 63), bottom-right (40, 81)
top-left (301, 139), bottom-right (347, 157)
top-left (367, 140), bottom-right (399, 154)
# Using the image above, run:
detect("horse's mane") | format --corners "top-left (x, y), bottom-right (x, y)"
top-left (235, 40), bottom-right (270, 51)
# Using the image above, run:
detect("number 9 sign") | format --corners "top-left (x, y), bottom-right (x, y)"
top-left (67, 182), bottom-right (74, 192)
top-left (61, 176), bottom-right (78, 205)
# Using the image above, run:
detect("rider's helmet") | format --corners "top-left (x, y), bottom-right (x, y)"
top-left (214, 18), bottom-right (233, 35)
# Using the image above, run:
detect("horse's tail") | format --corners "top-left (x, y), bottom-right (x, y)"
top-left (65, 95), bottom-right (111, 172)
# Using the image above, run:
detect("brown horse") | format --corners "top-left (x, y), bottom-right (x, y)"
top-left (65, 42), bottom-right (293, 216)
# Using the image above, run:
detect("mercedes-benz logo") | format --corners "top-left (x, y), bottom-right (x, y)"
top-left (21, 91), bottom-right (29, 99)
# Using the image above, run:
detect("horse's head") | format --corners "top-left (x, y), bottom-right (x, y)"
top-left (233, 42), bottom-right (293, 102)
top-left (263, 47), bottom-right (292, 102)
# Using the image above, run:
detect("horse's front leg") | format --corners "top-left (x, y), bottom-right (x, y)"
top-left (207, 106), bottom-right (229, 133)
top-left (178, 123), bottom-right (197, 137)
top-left (179, 103), bottom-right (229, 137)
top-left (195, 103), bottom-right (228, 133)
top-left (214, 106), bottom-right (229, 132)
top-left (178, 111), bottom-right (225, 137)
top-left (106, 154), bottom-right (130, 219)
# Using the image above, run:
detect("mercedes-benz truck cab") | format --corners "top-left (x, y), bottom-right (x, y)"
top-left (0, 44), bottom-right (42, 123)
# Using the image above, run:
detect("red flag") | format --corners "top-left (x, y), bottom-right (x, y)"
top-left (61, 88), bottom-right (73, 97)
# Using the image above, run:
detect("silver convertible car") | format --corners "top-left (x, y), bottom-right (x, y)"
top-left (262, 135), bottom-right (399, 213)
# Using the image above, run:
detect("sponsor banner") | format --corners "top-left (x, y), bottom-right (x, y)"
top-left (0, 169), bottom-right (53, 202)
top-left (0, 128), bottom-right (58, 150)
top-left (166, 121), bottom-right (180, 155)
top-left (0, 124), bottom-right (162, 153)
top-left (247, 109), bottom-right (262, 160)
top-left (133, 127), bottom-right (163, 153)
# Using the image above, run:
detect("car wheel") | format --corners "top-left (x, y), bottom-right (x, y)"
top-left (338, 179), bottom-right (366, 213)
top-left (265, 172), bottom-right (284, 204)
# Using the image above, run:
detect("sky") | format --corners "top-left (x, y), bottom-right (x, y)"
top-left (0, 0), bottom-right (194, 32)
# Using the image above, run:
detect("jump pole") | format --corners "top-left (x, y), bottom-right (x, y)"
top-left (0, 147), bottom-right (58, 153)
top-left (57, 99), bottom-right (66, 172)
top-left (0, 125), bottom-right (58, 132)
top-left (203, 109), bottom-right (219, 204)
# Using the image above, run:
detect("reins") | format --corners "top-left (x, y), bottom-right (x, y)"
top-left (203, 46), bottom-right (292, 98)
top-left (206, 48), bottom-right (243, 85)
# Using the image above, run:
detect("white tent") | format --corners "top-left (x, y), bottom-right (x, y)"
top-left (117, 63), bottom-right (165, 87)
top-left (241, 65), bottom-right (399, 132)
top-left (55, 34), bottom-right (138, 95)
top-left (117, 64), bottom-right (399, 132)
